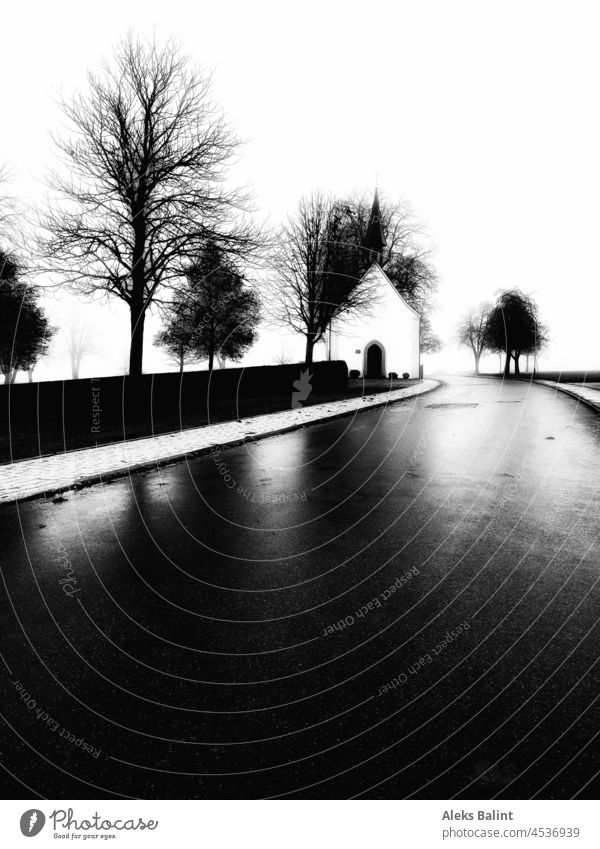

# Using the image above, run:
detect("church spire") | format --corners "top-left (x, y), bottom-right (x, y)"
top-left (363, 188), bottom-right (385, 265)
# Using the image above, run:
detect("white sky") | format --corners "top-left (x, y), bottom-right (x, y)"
top-left (2, 0), bottom-right (599, 378)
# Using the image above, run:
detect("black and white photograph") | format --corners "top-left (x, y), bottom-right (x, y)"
top-left (1, 0), bottom-right (600, 844)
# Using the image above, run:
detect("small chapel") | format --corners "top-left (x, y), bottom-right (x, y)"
top-left (328, 190), bottom-right (421, 378)
top-left (237, 190), bottom-right (422, 377)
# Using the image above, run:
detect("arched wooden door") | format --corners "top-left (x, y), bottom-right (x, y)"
top-left (366, 342), bottom-right (384, 378)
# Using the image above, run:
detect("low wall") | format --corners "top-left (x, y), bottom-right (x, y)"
top-left (0, 361), bottom-right (348, 435)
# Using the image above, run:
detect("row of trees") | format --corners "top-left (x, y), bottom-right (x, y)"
top-left (0, 34), bottom-right (439, 381)
top-left (457, 290), bottom-right (548, 376)
top-left (0, 256), bottom-right (100, 383)
top-left (156, 190), bottom-right (440, 372)
top-left (38, 35), bottom-right (260, 378)
top-left (0, 182), bottom-right (99, 383)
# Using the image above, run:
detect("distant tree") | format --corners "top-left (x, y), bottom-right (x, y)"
top-left (273, 349), bottom-right (292, 365)
top-left (62, 314), bottom-right (97, 379)
top-left (0, 251), bottom-right (55, 383)
top-left (456, 304), bottom-right (491, 374)
top-left (485, 290), bottom-right (547, 376)
top-left (388, 255), bottom-right (440, 353)
top-left (39, 34), bottom-right (258, 377)
top-left (271, 193), bottom-right (377, 366)
top-left (523, 324), bottom-right (549, 373)
top-left (419, 315), bottom-right (442, 355)
top-left (156, 241), bottom-right (261, 372)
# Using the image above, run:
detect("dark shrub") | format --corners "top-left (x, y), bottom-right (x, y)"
top-left (349, 369), bottom-right (360, 379)
top-left (388, 372), bottom-right (398, 379)
top-left (402, 372), bottom-right (410, 380)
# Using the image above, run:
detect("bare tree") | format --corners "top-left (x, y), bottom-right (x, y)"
top-left (456, 304), bottom-right (491, 374)
top-left (337, 191), bottom-right (430, 270)
top-left (270, 193), bottom-right (377, 366)
top-left (39, 34), bottom-right (258, 376)
top-left (62, 313), bottom-right (97, 379)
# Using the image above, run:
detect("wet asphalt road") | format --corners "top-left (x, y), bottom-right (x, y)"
top-left (2, 374), bottom-right (600, 799)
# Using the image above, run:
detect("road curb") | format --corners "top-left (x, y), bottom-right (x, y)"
top-left (532, 379), bottom-right (600, 415)
top-left (469, 372), bottom-right (600, 415)
top-left (4, 379), bottom-right (442, 506)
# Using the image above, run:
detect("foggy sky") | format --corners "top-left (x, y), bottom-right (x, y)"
top-left (2, 0), bottom-right (598, 379)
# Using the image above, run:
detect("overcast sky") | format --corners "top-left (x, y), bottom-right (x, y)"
top-left (2, 0), bottom-right (599, 377)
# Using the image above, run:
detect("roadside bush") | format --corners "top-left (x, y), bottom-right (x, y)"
top-left (349, 369), bottom-right (360, 379)
top-left (388, 372), bottom-right (398, 379)
top-left (402, 372), bottom-right (410, 380)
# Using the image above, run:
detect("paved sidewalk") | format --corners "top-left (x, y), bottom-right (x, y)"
top-left (535, 379), bottom-right (600, 412)
top-left (0, 379), bottom-right (440, 504)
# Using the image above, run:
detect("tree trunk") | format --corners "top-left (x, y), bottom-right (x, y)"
top-left (9, 368), bottom-right (17, 384)
top-left (129, 303), bottom-right (146, 377)
top-left (305, 333), bottom-right (316, 367)
top-left (513, 353), bottom-right (521, 375)
top-left (28, 369), bottom-right (34, 383)
top-left (474, 351), bottom-right (480, 375)
top-left (504, 353), bottom-right (511, 376)
top-left (208, 349), bottom-right (214, 371)
top-left (129, 205), bottom-right (147, 377)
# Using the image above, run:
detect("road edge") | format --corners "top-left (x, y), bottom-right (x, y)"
top-left (476, 372), bottom-right (600, 415)
top-left (7, 378), bottom-right (443, 506)
top-left (533, 379), bottom-right (600, 414)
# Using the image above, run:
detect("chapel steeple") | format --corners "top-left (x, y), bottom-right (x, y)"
top-left (363, 188), bottom-right (386, 265)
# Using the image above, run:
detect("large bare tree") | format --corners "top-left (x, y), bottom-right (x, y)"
top-left (39, 35), bottom-right (257, 375)
top-left (271, 194), bottom-right (377, 366)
